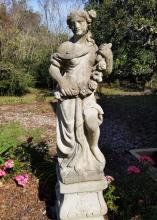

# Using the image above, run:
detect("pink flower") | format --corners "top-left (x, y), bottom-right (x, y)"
top-left (139, 155), bottom-right (156, 165)
top-left (14, 174), bottom-right (29, 187)
top-left (127, 165), bottom-right (141, 174)
top-left (4, 160), bottom-right (14, 169)
top-left (106, 175), bottom-right (115, 184)
top-left (0, 169), bottom-right (7, 177)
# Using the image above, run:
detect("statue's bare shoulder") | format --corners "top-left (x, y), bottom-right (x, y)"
top-left (57, 41), bottom-right (95, 60)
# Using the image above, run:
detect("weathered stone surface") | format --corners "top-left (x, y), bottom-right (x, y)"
top-left (56, 188), bottom-right (107, 220)
top-left (58, 179), bottom-right (108, 194)
top-left (49, 8), bottom-right (113, 220)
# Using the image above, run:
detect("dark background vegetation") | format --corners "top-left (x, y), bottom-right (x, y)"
top-left (86, 0), bottom-right (157, 90)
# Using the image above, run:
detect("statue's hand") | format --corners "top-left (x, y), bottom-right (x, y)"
top-left (98, 60), bottom-right (106, 71)
top-left (59, 80), bottom-right (79, 97)
top-left (92, 71), bottom-right (103, 82)
top-left (88, 80), bottom-right (98, 91)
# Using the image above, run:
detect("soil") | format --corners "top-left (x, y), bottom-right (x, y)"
top-left (0, 102), bottom-right (56, 141)
top-left (0, 101), bottom-right (57, 220)
top-left (0, 176), bottom-right (47, 220)
top-left (0, 94), bottom-right (157, 219)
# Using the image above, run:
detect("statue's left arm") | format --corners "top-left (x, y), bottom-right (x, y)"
top-left (91, 43), bottom-right (113, 84)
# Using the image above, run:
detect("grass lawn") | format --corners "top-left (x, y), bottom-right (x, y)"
top-left (0, 86), bottom-right (144, 106)
top-left (97, 85), bottom-right (143, 96)
top-left (0, 88), bottom-right (54, 105)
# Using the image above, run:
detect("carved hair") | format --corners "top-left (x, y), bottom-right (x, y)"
top-left (67, 10), bottom-right (96, 44)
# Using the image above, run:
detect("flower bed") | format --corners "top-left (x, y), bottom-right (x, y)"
top-left (130, 148), bottom-right (157, 181)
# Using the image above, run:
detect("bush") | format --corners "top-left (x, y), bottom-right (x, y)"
top-left (145, 74), bottom-right (157, 92)
top-left (86, 1), bottom-right (157, 87)
top-left (0, 61), bottom-right (34, 96)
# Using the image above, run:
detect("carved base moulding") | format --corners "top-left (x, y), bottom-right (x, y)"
top-left (56, 180), bottom-right (108, 220)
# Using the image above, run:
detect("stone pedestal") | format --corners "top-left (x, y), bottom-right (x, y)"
top-left (56, 180), bottom-right (108, 220)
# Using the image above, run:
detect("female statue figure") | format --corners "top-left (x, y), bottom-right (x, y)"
top-left (49, 10), bottom-right (113, 185)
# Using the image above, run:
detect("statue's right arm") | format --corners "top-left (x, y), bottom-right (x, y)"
top-left (49, 63), bottom-right (79, 97)
top-left (49, 51), bottom-right (79, 96)
top-left (49, 64), bottom-right (63, 88)
top-left (49, 53), bottom-right (66, 88)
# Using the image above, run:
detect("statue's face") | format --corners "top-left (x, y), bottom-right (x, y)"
top-left (70, 16), bottom-right (88, 36)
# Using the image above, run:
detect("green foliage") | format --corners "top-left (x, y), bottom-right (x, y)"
top-left (145, 74), bottom-right (157, 91)
top-left (86, 0), bottom-right (157, 87)
top-left (104, 184), bottom-right (119, 213)
top-left (143, 205), bottom-right (157, 220)
top-left (0, 61), bottom-right (34, 95)
top-left (0, 121), bottom-right (54, 182)
top-left (0, 89), bottom-right (54, 105)
top-left (0, 122), bottom-right (43, 164)
top-left (117, 164), bottom-right (157, 219)
top-left (0, 123), bottom-right (25, 153)
top-left (13, 140), bottom-right (56, 185)
top-left (0, 1), bottom-right (68, 95)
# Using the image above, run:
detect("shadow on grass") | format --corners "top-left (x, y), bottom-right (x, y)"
top-left (17, 140), bottom-right (57, 219)
top-left (97, 93), bottom-right (157, 220)
top-left (97, 93), bottom-right (157, 150)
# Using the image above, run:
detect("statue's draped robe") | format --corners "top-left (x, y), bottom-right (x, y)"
top-left (51, 41), bottom-right (105, 184)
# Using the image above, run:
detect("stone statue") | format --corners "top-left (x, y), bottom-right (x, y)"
top-left (49, 9), bottom-right (113, 220)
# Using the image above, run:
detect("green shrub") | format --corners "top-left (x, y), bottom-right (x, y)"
top-left (86, 0), bottom-right (157, 87)
top-left (104, 183), bottom-right (119, 213)
top-left (0, 61), bottom-right (34, 96)
top-left (145, 74), bottom-right (157, 91)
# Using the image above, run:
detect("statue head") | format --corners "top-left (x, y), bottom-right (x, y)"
top-left (67, 10), bottom-right (96, 37)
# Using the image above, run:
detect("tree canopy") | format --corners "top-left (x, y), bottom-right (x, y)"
top-left (86, 0), bottom-right (157, 88)
top-left (0, 0), bottom-right (67, 95)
